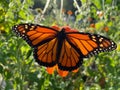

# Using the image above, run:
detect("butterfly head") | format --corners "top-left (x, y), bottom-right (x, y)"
top-left (57, 28), bottom-right (66, 40)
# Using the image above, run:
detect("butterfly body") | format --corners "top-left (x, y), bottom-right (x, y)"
top-left (12, 24), bottom-right (117, 72)
top-left (55, 29), bottom-right (67, 64)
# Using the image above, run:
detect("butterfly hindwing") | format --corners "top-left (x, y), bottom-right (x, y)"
top-left (34, 38), bottom-right (58, 67)
top-left (58, 39), bottom-right (83, 71)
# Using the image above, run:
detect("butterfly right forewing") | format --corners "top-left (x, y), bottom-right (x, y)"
top-left (13, 24), bottom-right (60, 67)
top-left (12, 24), bottom-right (58, 47)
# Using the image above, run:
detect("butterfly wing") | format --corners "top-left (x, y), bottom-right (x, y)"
top-left (13, 24), bottom-right (117, 72)
top-left (66, 32), bottom-right (117, 57)
top-left (12, 24), bottom-right (58, 47)
top-left (58, 39), bottom-right (83, 71)
top-left (34, 38), bottom-right (58, 67)
top-left (58, 32), bottom-right (117, 71)
top-left (12, 24), bottom-right (59, 67)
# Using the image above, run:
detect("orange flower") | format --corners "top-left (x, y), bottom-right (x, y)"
top-left (90, 23), bottom-right (95, 28)
top-left (52, 25), bottom-right (78, 32)
top-left (103, 26), bottom-right (109, 32)
top-left (46, 65), bottom-right (69, 77)
top-left (46, 65), bottom-right (79, 77)
top-left (67, 10), bottom-right (73, 15)
top-left (51, 25), bottom-right (60, 31)
top-left (58, 69), bottom-right (69, 77)
top-left (46, 65), bottom-right (57, 74)
top-left (72, 68), bottom-right (79, 73)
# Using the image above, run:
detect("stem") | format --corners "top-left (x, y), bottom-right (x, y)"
top-left (40, 0), bottom-right (51, 20)
top-left (73, 0), bottom-right (81, 12)
top-left (102, 0), bottom-right (105, 10)
top-left (60, 0), bottom-right (63, 19)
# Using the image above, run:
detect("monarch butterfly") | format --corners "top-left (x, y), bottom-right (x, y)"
top-left (12, 24), bottom-right (117, 77)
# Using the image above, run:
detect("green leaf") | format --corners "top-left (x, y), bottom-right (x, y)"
top-left (95, 21), bottom-right (104, 30)
top-left (76, 14), bottom-right (83, 21)
top-left (92, 0), bottom-right (102, 9)
top-left (105, 0), bottom-right (112, 4)
top-left (81, 0), bottom-right (87, 4)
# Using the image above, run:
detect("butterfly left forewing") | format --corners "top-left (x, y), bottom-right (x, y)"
top-left (66, 32), bottom-right (117, 58)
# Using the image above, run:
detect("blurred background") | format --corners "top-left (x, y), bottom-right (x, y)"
top-left (0, 0), bottom-right (120, 90)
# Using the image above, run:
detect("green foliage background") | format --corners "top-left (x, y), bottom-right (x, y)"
top-left (0, 0), bottom-right (120, 90)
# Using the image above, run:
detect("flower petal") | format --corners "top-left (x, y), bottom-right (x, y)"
top-left (58, 69), bottom-right (69, 77)
top-left (72, 68), bottom-right (79, 73)
top-left (51, 25), bottom-right (60, 31)
top-left (46, 66), bottom-right (56, 74)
